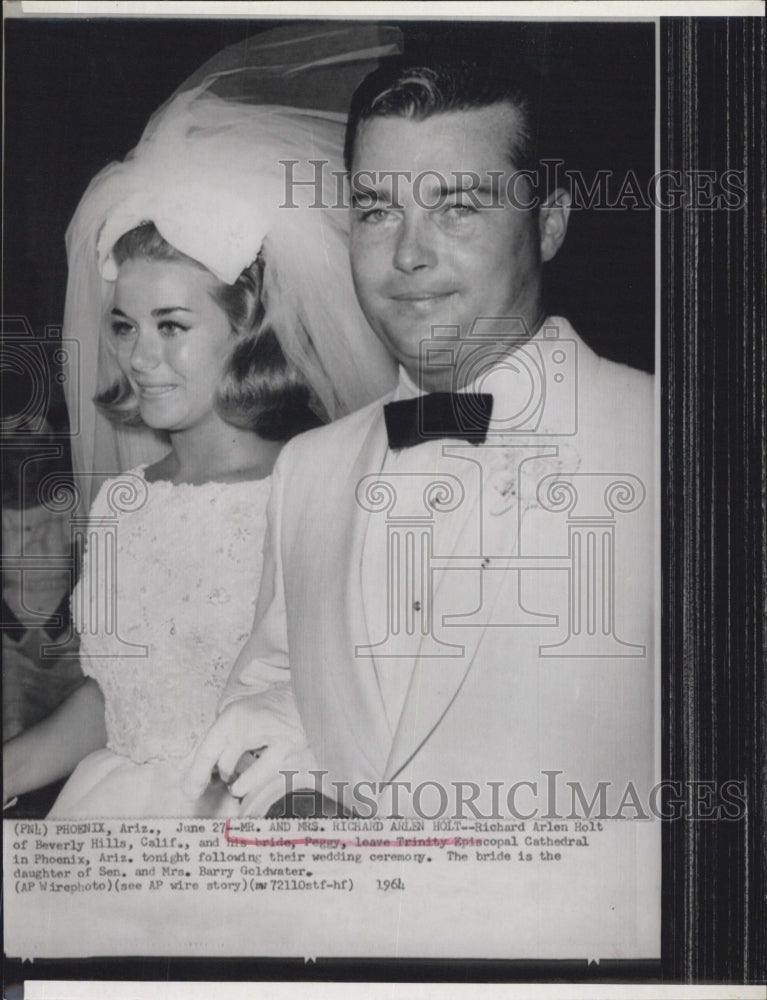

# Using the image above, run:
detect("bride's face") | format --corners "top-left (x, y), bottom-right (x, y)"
top-left (110, 258), bottom-right (232, 433)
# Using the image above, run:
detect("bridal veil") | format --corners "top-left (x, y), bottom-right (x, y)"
top-left (62, 23), bottom-right (401, 503)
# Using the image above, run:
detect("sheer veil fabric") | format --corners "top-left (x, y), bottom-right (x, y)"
top-left (62, 24), bottom-right (401, 503)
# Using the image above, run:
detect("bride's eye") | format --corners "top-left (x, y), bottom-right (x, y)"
top-left (111, 320), bottom-right (135, 338)
top-left (158, 320), bottom-right (189, 336)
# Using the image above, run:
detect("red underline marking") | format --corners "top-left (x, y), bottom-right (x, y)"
top-left (223, 819), bottom-right (484, 849)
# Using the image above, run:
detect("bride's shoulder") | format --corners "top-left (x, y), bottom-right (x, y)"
top-left (141, 454), bottom-right (174, 484)
top-left (86, 464), bottom-right (151, 514)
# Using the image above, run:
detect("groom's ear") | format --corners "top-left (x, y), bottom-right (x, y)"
top-left (539, 187), bottom-right (571, 262)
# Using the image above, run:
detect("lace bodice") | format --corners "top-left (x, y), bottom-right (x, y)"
top-left (73, 466), bottom-right (269, 763)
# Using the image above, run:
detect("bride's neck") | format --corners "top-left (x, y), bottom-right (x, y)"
top-left (157, 418), bottom-right (282, 485)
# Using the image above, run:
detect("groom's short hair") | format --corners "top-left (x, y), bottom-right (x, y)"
top-left (344, 57), bottom-right (547, 175)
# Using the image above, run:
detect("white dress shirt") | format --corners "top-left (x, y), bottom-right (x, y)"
top-left (359, 321), bottom-right (571, 734)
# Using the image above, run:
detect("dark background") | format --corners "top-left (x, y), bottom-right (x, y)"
top-left (3, 19), bottom-right (655, 379)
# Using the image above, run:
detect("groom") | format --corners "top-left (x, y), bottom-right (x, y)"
top-left (189, 57), bottom-right (655, 819)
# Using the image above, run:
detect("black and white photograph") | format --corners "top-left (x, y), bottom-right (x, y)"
top-left (2, 1), bottom-right (764, 993)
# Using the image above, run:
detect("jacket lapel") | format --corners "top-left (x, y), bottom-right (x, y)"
top-left (380, 447), bottom-right (507, 784)
top-left (320, 410), bottom-right (393, 778)
top-left (382, 318), bottom-right (592, 783)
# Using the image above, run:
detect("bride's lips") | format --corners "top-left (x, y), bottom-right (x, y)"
top-left (390, 290), bottom-right (455, 301)
top-left (135, 383), bottom-right (177, 398)
top-left (389, 290), bottom-right (456, 309)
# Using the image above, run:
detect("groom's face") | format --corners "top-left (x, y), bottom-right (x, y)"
top-left (349, 104), bottom-right (548, 390)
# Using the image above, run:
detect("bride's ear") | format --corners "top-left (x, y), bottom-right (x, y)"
top-left (539, 187), bottom-right (571, 262)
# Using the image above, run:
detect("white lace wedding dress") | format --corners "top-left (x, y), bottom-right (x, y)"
top-left (49, 466), bottom-right (269, 818)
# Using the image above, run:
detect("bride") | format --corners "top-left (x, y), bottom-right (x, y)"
top-left (2, 25), bottom-right (398, 818)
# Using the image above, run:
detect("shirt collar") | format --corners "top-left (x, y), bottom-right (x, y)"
top-left (392, 316), bottom-right (567, 401)
top-left (394, 365), bottom-right (422, 401)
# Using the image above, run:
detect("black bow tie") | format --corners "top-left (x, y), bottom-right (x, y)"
top-left (384, 392), bottom-right (494, 449)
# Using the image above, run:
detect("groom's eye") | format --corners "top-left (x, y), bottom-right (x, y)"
top-left (356, 207), bottom-right (392, 224)
top-left (448, 202), bottom-right (478, 215)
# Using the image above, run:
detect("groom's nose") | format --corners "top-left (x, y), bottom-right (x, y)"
top-left (393, 213), bottom-right (437, 273)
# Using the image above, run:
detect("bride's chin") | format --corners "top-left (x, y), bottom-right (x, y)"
top-left (138, 408), bottom-right (177, 430)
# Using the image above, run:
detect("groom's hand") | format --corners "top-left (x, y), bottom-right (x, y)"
top-left (184, 688), bottom-right (310, 807)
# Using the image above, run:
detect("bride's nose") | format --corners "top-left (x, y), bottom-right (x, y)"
top-left (130, 329), bottom-right (162, 371)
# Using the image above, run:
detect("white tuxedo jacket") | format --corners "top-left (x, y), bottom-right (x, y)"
top-left (223, 318), bottom-right (655, 818)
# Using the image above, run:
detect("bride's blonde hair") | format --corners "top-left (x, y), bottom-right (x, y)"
top-left (96, 222), bottom-right (322, 441)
